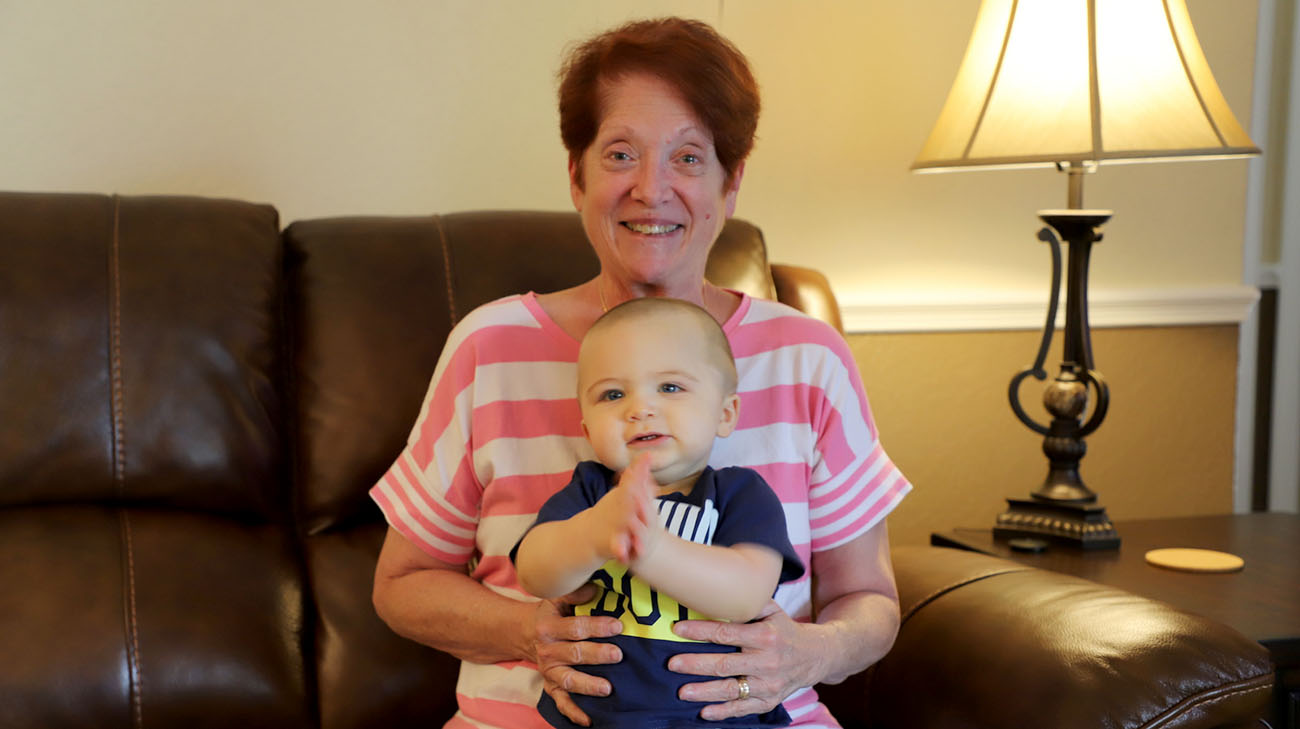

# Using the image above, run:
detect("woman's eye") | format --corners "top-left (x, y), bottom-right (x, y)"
top-left (609, 151), bottom-right (632, 162)
top-left (679, 153), bottom-right (700, 165)
top-left (659, 383), bottom-right (682, 393)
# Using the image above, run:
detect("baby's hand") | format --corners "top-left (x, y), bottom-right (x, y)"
top-left (592, 454), bottom-right (659, 563)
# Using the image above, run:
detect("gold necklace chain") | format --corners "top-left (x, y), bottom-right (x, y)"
top-left (597, 279), bottom-right (710, 315)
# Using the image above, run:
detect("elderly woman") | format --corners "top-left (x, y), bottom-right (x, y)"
top-left (371, 16), bottom-right (911, 729)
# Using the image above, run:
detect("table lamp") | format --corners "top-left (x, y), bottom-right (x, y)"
top-left (913, 0), bottom-right (1259, 549)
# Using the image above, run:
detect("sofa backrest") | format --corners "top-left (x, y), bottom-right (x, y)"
top-left (0, 192), bottom-right (286, 520)
top-left (283, 210), bottom-right (777, 536)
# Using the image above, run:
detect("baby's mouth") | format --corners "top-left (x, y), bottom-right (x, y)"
top-left (628, 433), bottom-right (667, 445)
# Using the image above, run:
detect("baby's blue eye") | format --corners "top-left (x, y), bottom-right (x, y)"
top-left (599, 389), bottom-right (624, 401)
top-left (659, 383), bottom-right (682, 393)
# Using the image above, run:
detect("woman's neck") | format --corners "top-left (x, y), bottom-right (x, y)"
top-left (536, 277), bottom-right (741, 342)
top-left (598, 275), bottom-right (708, 313)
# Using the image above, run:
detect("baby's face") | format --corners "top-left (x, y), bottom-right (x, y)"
top-left (577, 311), bottom-right (739, 493)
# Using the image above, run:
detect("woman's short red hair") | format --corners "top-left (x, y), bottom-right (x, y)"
top-left (558, 17), bottom-right (760, 187)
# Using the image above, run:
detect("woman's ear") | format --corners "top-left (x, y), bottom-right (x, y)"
top-left (716, 393), bottom-right (741, 437)
top-left (723, 162), bottom-right (745, 219)
top-left (569, 158), bottom-right (585, 212)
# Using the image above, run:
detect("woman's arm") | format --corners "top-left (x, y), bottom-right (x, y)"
top-left (372, 526), bottom-right (626, 723)
top-left (804, 519), bottom-right (900, 683)
top-left (374, 526), bottom-right (538, 663)
top-left (666, 521), bottom-right (900, 721)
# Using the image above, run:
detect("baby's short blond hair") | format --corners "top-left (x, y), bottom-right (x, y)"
top-left (584, 297), bottom-right (738, 395)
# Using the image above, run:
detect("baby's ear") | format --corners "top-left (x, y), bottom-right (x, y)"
top-left (716, 393), bottom-right (741, 437)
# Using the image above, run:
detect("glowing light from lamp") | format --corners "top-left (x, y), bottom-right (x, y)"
top-left (913, 0), bottom-right (1258, 172)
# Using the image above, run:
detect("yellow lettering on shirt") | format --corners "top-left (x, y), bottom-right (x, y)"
top-left (573, 560), bottom-right (725, 642)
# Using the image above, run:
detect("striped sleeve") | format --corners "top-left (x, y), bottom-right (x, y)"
top-left (732, 301), bottom-right (911, 552)
top-left (370, 296), bottom-right (538, 564)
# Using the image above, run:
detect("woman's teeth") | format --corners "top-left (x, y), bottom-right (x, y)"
top-left (624, 222), bottom-right (680, 235)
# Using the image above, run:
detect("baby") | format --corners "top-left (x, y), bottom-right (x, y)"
top-left (514, 296), bottom-right (803, 728)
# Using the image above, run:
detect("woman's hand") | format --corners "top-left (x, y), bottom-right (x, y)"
top-left (666, 525), bottom-right (903, 721)
top-left (532, 584), bottom-right (624, 727)
top-left (667, 600), bottom-right (824, 721)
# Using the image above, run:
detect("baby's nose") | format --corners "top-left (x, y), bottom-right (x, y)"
top-left (625, 395), bottom-right (655, 420)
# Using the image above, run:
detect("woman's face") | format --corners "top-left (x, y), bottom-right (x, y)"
top-left (570, 73), bottom-right (743, 294)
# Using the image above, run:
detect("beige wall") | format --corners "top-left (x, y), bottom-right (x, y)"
top-left (0, 1), bottom-right (1258, 300)
top-left (0, 2), bottom-right (1260, 532)
top-left (851, 326), bottom-right (1239, 546)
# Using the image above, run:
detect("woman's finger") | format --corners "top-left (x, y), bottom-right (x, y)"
top-left (545, 684), bottom-right (592, 727)
top-left (671, 616), bottom-right (755, 652)
top-left (536, 614), bottom-right (623, 645)
top-left (680, 677), bottom-right (771, 721)
top-left (668, 601), bottom-right (810, 719)
top-left (537, 591), bottom-right (622, 642)
top-left (539, 653), bottom-right (616, 695)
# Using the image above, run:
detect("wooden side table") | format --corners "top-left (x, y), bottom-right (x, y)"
top-left (933, 512), bottom-right (1300, 729)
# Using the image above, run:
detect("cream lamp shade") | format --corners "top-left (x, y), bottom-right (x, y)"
top-left (913, 0), bottom-right (1259, 172)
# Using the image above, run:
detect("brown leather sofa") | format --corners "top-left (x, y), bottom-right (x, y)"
top-left (0, 191), bottom-right (1274, 729)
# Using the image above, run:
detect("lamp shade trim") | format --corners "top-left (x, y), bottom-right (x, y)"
top-left (912, 0), bottom-right (1260, 172)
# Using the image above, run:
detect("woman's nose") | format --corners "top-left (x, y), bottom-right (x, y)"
top-left (631, 161), bottom-right (671, 204)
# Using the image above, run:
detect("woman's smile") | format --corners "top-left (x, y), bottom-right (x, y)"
top-left (622, 221), bottom-right (683, 236)
top-left (569, 72), bottom-right (740, 300)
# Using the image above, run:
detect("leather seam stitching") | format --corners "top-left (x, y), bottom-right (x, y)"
top-left (899, 567), bottom-right (1032, 625)
top-left (1138, 673), bottom-right (1274, 729)
top-left (433, 215), bottom-right (457, 325)
top-left (109, 195), bottom-right (126, 493)
top-left (119, 510), bottom-right (144, 728)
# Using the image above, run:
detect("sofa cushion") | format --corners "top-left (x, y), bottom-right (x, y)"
top-left (0, 193), bottom-right (285, 519)
top-left (0, 505), bottom-right (310, 729)
top-left (307, 523), bottom-right (461, 729)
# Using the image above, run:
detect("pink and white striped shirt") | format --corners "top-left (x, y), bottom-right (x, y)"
top-left (371, 292), bottom-right (911, 729)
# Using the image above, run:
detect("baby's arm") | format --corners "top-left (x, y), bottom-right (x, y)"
top-left (518, 456), bottom-right (784, 622)
top-left (515, 458), bottom-right (656, 599)
top-left (620, 460), bottom-right (783, 624)
top-left (630, 529), bottom-right (783, 624)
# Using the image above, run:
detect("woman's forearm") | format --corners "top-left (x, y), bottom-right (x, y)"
top-left (374, 529), bottom-right (536, 665)
top-left (804, 521), bottom-right (901, 685)
top-left (802, 590), bottom-right (900, 685)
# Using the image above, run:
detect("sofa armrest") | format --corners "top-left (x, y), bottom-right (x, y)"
top-left (819, 546), bottom-right (1273, 729)
top-left (771, 263), bottom-right (844, 333)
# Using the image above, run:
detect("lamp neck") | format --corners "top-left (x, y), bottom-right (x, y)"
top-left (1059, 160), bottom-right (1098, 210)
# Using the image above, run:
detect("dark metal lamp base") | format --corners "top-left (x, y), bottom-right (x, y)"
top-left (993, 497), bottom-right (1121, 550)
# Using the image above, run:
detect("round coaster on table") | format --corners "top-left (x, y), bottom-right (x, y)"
top-left (1144, 548), bottom-right (1244, 573)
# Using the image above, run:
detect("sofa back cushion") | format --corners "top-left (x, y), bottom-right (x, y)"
top-left (0, 192), bottom-right (285, 519)
top-left (284, 210), bottom-right (775, 534)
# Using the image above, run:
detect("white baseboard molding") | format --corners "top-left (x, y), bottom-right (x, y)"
top-left (840, 285), bottom-right (1261, 334)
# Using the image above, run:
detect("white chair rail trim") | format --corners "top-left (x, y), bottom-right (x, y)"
top-left (840, 285), bottom-right (1261, 334)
